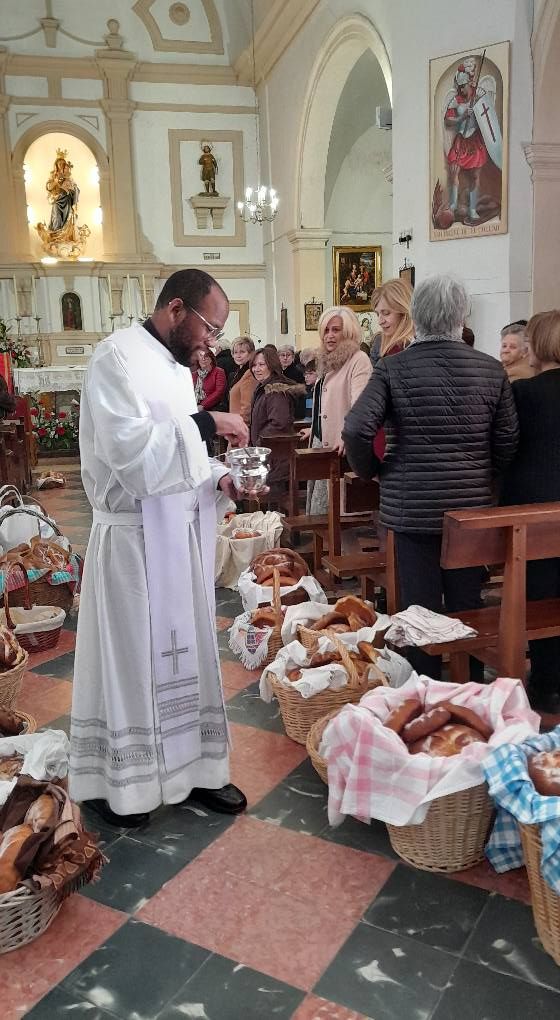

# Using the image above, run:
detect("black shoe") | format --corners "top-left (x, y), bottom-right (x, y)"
top-left (187, 784), bottom-right (247, 815)
top-left (83, 798), bottom-right (150, 829)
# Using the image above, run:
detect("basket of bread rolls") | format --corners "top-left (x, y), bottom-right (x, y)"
top-left (382, 698), bottom-right (495, 872)
top-left (268, 630), bottom-right (387, 745)
top-left (239, 548), bottom-right (325, 613)
top-left (484, 736), bottom-right (560, 966)
top-left (297, 595), bottom-right (385, 649)
top-left (0, 778), bottom-right (105, 953)
top-left (0, 612), bottom-right (28, 710)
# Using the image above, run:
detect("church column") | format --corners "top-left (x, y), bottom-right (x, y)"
top-left (523, 143), bottom-right (560, 311)
top-left (0, 50), bottom-right (24, 262)
top-left (96, 52), bottom-right (141, 263)
top-left (287, 228), bottom-right (331, 349)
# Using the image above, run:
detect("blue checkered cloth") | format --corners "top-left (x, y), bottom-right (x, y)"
top-left (0, 553), bottom-right (81, 596)
top-left (483, 726), bottom-right (560, 893)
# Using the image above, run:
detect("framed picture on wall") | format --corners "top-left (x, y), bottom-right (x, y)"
top-left (399, 263), bottom-right (415, 288)
top-left (332, 246), bottom-right (382, 310)
top-left (429, 41), bottom-right (509, 241)
top-left (304, 300), bottom-right (323, 331)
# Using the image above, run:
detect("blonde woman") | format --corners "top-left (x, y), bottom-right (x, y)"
top-left (370, 278), bottom-right (414, 363)
top-left (228, 336), bottom-right (257, 424)
top-left (304, 306), bottom-right (372, 514)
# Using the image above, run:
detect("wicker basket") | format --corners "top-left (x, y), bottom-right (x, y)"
top-left (297, 622), bottom-right (386, 652)
top-left (1, 561), bottom-right (65, 653)
top-left (386, 783), bottom-right (495, 873)
top-left (306, 709), bottom-right (341, 784)
top-left (0, 883), bottom-right (62, 954)
top-left (253, 567), bottom-right (284, 669)
top-left (0, 644), bottom-right (29, 711)
top-left (519, 822), bottom-right (560, 965)
top-left (0, 504), bottom-right (74, 613)
top-left (270, 630), bottom-right (386, 745)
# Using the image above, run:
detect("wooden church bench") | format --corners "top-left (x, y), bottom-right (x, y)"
top-left (421, 503), bottom-right (560, 682)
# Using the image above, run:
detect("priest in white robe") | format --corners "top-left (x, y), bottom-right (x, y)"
top-left (70, 269), bottom-right (249, 826)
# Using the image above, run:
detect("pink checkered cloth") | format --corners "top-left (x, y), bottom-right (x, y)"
top-left (321, 674), bottom-right (540, 828)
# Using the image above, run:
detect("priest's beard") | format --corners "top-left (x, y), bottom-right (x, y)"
top-left (167, 327), bottom-right (200, 367)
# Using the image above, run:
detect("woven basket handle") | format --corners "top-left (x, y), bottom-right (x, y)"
top-left (2, 559), bottom-right (31, 630)
top-left (272, 567), bottom-right (282, 620)
top-left (324, 629), bottom-right (360, 688)
top-left (0, 505), bottom-right (62, 537)
top-left (0, 485), bottom-right (24, 508)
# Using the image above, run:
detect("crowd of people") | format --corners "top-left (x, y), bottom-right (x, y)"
top-left (72, 266), bottom-right (560, 827)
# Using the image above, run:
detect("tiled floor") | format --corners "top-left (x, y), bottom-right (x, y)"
top-left (5, 458), bottom-right (560, 1019)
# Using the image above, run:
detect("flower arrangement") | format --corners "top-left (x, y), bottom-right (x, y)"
top-left (30, 403), bottom-right (79, 451)
top-left (0, 317), bottom-right (33, 368)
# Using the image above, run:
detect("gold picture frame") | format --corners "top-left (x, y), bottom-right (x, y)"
top-left (304, 301), bottom-right (323, 331)
top-left (332, 246), bottom-right (382, 310)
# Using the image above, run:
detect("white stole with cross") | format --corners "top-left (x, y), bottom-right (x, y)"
top-left (125, 326), bottom-right (218, 775)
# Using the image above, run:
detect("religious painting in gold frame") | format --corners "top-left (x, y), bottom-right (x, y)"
top-left (332, 246), bottom-right (382, 310)
top-left (429, 41), bottom-right (509, 241)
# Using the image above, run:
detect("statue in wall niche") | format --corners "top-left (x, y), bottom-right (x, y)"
top-left (36, 148), bottom-right (91, 260)
top-left (198, 142), bottom-right (219, 196)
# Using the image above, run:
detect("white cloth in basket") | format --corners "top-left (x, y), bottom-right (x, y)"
top-left (280, 602), bottom-right (391, 645)
top-left (260, 638), bottom-right (358, 702)
top-left (238, 570), bottom-right (327, 613)
top-left (215, 511), bottom-right (284, 588)
top-left (384, 605), bottom-right (477, 646)
top-left (229, 610), bottom-right (277, 670)
top-left (321, 674), bottom-right (540, 828)
top-left (0, 729), bottom-right (70, 806)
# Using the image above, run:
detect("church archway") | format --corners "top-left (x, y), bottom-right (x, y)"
top-left (526, 0), bottom-right (560, 310)
top-left (296, 15), bottom-right (392, 230)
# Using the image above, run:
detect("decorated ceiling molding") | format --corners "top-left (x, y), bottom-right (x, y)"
top-left (132, 0), bottom-right (224, 55)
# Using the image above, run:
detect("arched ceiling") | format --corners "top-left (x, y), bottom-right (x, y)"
top-left (324, 49), bottom-right (391, 213)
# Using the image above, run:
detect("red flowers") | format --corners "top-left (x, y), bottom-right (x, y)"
top-left (55, 427), bottom-right (65, 436)
top-left (37, 427), bottom-right (47, 437)
top-left (58, 411), bottom-right (67, 419)
top-left (30, 407), bottom-right (38, 417)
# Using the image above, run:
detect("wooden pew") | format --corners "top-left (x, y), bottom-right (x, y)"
top-left (0, 421), bottom-right (29, 492)
top-left (422, 503), bottom-right (560, 682)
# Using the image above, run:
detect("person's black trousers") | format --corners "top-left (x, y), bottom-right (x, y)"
top-left (526, 557), bottom-right (560, 697)
top-left (394, 532), bottom-right (485, 681)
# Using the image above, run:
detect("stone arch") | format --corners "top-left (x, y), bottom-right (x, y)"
top-left (295, 14), bottom-right (392, 228)
top-left (11, 121), bottom-right (115, 258)
top-left (526, 0), bottom-right (560, 309)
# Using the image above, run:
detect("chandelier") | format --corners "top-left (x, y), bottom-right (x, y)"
top-left (237, 0), bottom-right (279, 225)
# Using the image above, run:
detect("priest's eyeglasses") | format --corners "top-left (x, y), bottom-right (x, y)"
top-left (187, 304), bottom-right (224, 342)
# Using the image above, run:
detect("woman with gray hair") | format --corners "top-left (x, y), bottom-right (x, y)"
top-left (500, 322), bottom-right (535, 383)
top-left (343, 274), bottom-right (519, 681)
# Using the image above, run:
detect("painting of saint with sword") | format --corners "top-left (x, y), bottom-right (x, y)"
top-left (429, 42), bottom-right (509, 240)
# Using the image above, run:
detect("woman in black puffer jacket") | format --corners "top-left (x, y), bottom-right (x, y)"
top-left (343, 274), bottom-right (519, 680)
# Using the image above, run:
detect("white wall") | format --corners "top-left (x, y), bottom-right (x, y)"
top-left (259, 0), bottom-right (534, 356)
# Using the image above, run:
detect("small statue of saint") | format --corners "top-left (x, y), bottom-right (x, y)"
top-left (198, 142), bottom-right (219, 196)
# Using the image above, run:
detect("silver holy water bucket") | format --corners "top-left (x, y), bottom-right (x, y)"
top-left (225, 446), bottom-right (271, 494)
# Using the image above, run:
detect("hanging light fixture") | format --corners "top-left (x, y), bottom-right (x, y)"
top-left (237, 0), bottom-right (278, 225)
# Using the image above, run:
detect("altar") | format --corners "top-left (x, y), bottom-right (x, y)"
top-left (13, 365), bottom-right (86, 395)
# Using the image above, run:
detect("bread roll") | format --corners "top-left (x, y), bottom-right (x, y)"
top-left (409, 723), bottom-right (486, 758)
top-left (0, 823), bottom-right (33, 893)
top-left (24, 793), bottom-right (56, 832)
top-left (402, 707), bottom-right (451, 744)
top-left (435, 700), bottom-right (493, 741)
top-left (528, 750), bottom-right (560, 797)
top-left (384, 699), bottom-right (422, 734)
top-left (286, 669), bottom-right (302, 682)
top-left (251, 607), bottom-right (278, 628)
top-left (0, 707), bottom-right (24, 737)
top-left (334, 596), bottom-right (376, 627)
